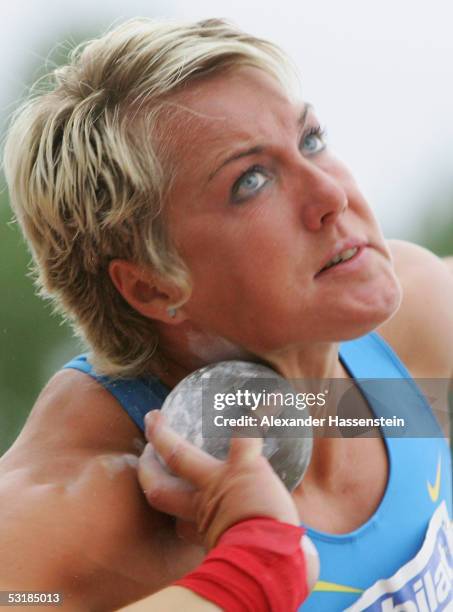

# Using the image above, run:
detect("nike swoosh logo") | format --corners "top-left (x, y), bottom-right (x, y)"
top-left (427, 455), bottom-right (441, 503)
top-left (314, 580), bottom-right (363, 594)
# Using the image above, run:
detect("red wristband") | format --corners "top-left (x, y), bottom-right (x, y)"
top-left (175, 517), bottom-right (308, 611)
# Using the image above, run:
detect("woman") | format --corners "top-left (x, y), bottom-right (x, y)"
top-left (1, 17), bottom-right (452, 611)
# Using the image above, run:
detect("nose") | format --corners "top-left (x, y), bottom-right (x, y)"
top-left (296, 162), bottom-right (348, 232)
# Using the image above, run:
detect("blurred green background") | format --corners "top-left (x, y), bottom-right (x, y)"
top-left (1, 35), bottom-right (452, 456)
top-left (0, 190), bottom-right (81, 452)
top-left (0, 32), bottom-right (91, 454)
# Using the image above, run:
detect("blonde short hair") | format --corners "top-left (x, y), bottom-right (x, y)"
top-left (3, 17), bottom-right (296, 377)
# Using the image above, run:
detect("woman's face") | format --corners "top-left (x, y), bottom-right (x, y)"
top-left (163, 66), bottom-right (401, 355)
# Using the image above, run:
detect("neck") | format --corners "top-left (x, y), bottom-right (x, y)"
top-left (155, 322), bottom-right (349, 388)
top-left (152, 323), bottom-right (260, 387)
top-left (155, 322), bottom-right (353, 489)
top-left (261, 341), bottom-right (347, 379)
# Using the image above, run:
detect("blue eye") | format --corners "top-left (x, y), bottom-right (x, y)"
top-left (231, 165), bottom-right (269, 203)
top-left (302, 126), bottom-right (326, 155)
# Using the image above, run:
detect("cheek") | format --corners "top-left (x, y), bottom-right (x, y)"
top-left (178, 203), bottom-right (297, 276)
top-left (182, 238), bottom-right (305, 339)
top-left (322, 156), bottom-right (374, 216)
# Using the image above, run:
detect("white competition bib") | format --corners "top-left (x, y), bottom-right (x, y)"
top-left (346, 501), bottom-right (453, 611)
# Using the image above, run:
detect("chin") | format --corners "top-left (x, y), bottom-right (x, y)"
top-left (337, 274), bottom-right (403, 341)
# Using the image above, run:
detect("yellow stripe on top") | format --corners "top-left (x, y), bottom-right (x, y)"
top-left (314, 581), bottom-right (364, 594)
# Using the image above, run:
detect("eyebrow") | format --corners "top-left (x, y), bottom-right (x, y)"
top-left (207, 103), bottom-right (313, 181)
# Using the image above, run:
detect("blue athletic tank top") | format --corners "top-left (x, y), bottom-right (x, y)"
top-left (63, 332), bottom-right (452, 611)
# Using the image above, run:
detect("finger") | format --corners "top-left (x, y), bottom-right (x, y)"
top-left (138, 444), bottom-right (197, 520)
top-left (227, 436), bottom-right (264, 465)
top-left (144, 410), bottom-right (160, 441)
top-left (144, 412), bottom-right (221, 487)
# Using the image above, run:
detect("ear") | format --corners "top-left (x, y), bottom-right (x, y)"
top-left (108, 259), bottom-right (187, 324)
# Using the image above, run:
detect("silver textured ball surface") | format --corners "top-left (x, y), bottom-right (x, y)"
top-left (160, 361), bottom-right (312, 491)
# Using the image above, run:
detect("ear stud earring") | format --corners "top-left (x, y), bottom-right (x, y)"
top-left (167, 306), bottom-right (177, 319)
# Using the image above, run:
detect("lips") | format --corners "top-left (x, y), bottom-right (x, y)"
top-left (316, 240), bottom-right (367, 276)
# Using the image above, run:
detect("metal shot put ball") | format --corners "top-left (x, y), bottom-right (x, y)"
top-left (159, 361), bottom-right (313, 491)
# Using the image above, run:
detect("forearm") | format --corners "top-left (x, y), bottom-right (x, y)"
top-left (118, 585), bottom-right (220, 612)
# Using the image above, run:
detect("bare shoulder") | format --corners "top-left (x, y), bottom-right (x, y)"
top-left (443, 255), bottom-right (453, 275)
top-left (13, 367), bottom-right (144, 452)
top-left (0, 369), bottom-right (202, 609)
top-left (377, 239), bottom-right (453, 377)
